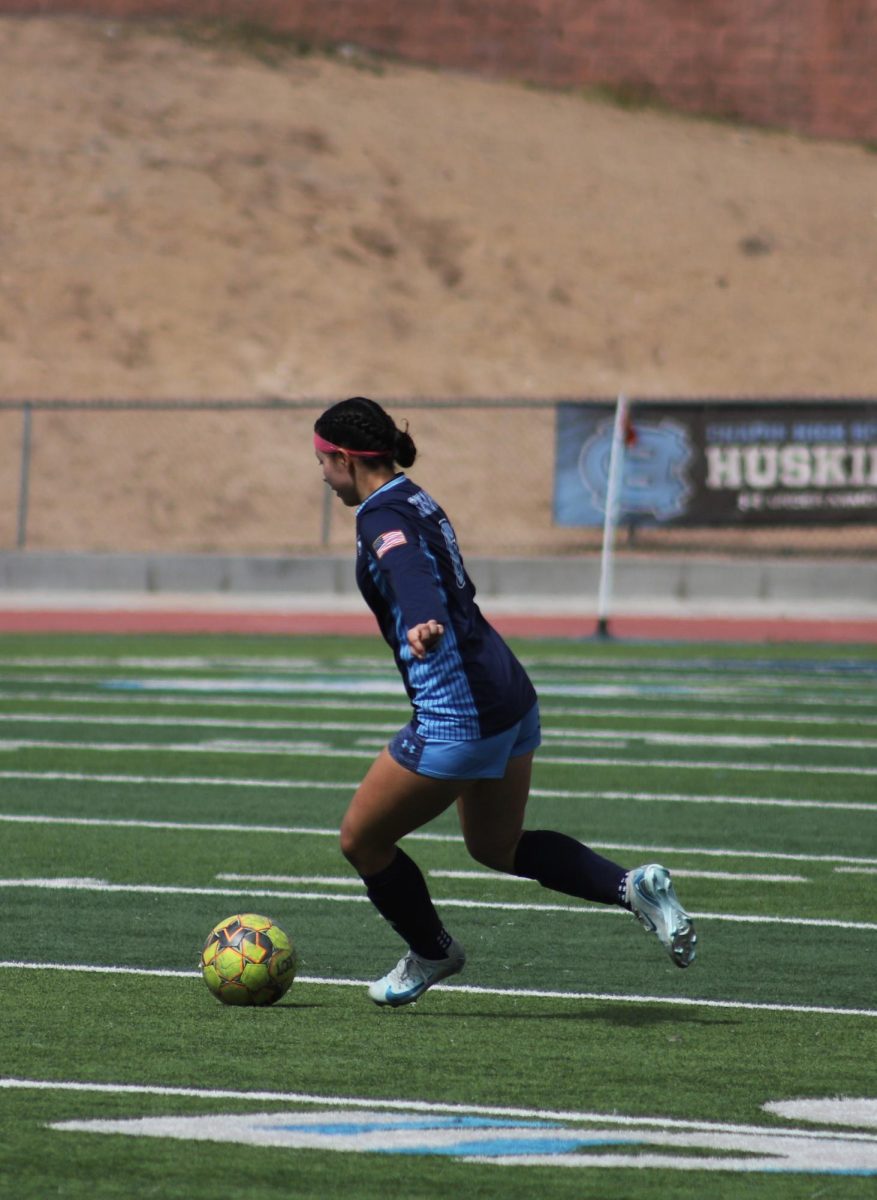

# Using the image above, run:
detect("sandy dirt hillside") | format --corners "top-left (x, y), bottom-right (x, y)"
top-left (1, 15), bottom-right (876, 554)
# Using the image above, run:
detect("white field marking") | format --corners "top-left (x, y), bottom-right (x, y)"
top-left (531, 786), bottom-right (876, 813)
top-left (0, 649), bottom-right (860, 672)
top-left (7, 690), bottom-right (877, 730)
top-left (0, 657), bottom-right (871, 693)
top-left (764, 1098), bottom-right (877, 1130)
top-left (37, 1108), bottom-right (877, 1168)
top-left (0, 675), bottom-right (791, 708)
top-left (834, 866), bottom-right (877, 875)
top-left (111, 670), bottom-right (875, 697)
top-left (1, 965), bottom-right (876, 1021)
top-left (6, 672), bottom-right (876, 709)
top-left (535, 672), bottom-right (877, 691)
top-left (539, 703), bottom-right (877, 729)
top-left (0, 1076), bottom-right (849, 1138)
top-left (217, 872), bottom-right (362, 887)
top-left (0, 649), bottom-right (871, 682)
top-left (544, 727), bottom-right (877, 751)
top-left (4, 712), bottom-right (877, 753)
top-left (0, 656), bottom-right (331, 670)
top-left (0, 675), bottom-right (405, 696)
top-left (2, 812), bottom-right (875, 868)
top-left (0, 813), bottom-right (359, 839)
top-left (0, 713), bottom-right (402, 735)
top-left (428, 868), bottom-right (809, 884)
top-left (46, 1114), bottom-right (877, 1175)
top-left (3, 736), bottom-right (876, 779)
top-left (0, 738), bottom-right (357, 757)
top-left (1, 877), bottom-right (874, 931)
top-left (0, 771), bottom-right (354, 791)
top-left (1, 770), bottom-right (874, 817)
top-left (593, 841), bottom-right (877, 867)
top-left (0, 646), bottom-right (871, 674)
top-left (218, 868), bottom-right (809, 886)
top-left (511, 753), bottom-right (877, 778)
top-left (2, 690), bottom-right (407, 715)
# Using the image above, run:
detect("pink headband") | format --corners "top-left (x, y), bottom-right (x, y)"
top-left (314, 432), bottom-right (388, 458)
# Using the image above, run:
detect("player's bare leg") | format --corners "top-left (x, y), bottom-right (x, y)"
top-left (340, 748), bottom-right (459, 875)
top-left (456, 750), bottom-right (534, 871)
top-left (340, 748), bottom-right (466, 1006)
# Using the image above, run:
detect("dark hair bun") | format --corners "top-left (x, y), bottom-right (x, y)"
top-left (393, 427), bottom-right (417, 469)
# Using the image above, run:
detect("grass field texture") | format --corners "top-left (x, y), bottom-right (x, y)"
top-left (0, 631), bottom-right (875, 1198)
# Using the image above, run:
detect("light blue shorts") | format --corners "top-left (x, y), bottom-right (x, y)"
top-left (388, 703), bottom-right (541, 781)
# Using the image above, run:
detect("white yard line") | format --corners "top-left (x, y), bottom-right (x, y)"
top-left (1, 737), bottom-right (876, 779)
top-left (425, 868), bottom-right (809, 884)
top-left (216, 868), bottom-right (810, 885)
top-left (215, 869), bottom-right (809, 886)
top-left (545, 728), bottom-right (877, 751)
top-left (6, 690), bottom-right (877, 728)
top-left (531, 786), bottom-right (876, 812)
top-left (0, 770), bottom-right (353, 791)
top-left (1, 672), bottom-right (875, 709)
top-left (2, 776), bottom-right (875, 824)
top-left (0, 877), bottom-right (872, 931)
top-left (0, 713), bottom-right (401, 736)
top-left (2, 711), bottom-right (876, 751)
top-left (1, 690), bottom-right (406, 713)
top-left (217, 872), bottom-right (363, 887)
top-left (0, 964), bottom-right (874, 1020)
top-left (2, 811), bottom-right (875, 866)
top-left (540, 703), bottom-right (877, 728)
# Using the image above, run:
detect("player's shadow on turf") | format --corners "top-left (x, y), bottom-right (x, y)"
top-left (421, 1006), bottom-right (739, 1027)
top-left (583, 1005), bottom-right (741, 1028)
top-left (259, 1002), bottom-right (325, 1011)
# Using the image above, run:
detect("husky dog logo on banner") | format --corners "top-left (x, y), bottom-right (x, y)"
top-left (577, 418), bottom-right (693, 521)
top-left (553, 403), bottom-right (696, 527)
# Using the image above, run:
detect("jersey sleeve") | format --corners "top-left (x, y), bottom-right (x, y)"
top-left (357, 507), bottom-right (450, 630)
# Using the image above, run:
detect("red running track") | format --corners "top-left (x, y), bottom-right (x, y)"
top-left (0, 607), bottom-right (875, 642)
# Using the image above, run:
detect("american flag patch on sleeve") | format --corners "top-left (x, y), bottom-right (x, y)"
top-left (372, 530), bottom-right (408, 559)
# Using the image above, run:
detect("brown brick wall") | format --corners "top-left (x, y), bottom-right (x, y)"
top-left (6, 0), bottom-right (877, 140)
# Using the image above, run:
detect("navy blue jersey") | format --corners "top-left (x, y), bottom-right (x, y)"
top-left (355, 475), bottom-right (537, 739)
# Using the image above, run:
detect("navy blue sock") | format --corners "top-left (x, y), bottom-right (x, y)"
top-left (361, 848), bottom-right (452, 960)
top-left (513, 830), bottom-right (629, 906)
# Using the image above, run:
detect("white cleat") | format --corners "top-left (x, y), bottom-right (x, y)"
top-left (368, 940), bottom-right (466, 1007)
top-left (626, 864), bottom-right (697, 969)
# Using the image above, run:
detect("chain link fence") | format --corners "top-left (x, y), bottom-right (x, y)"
top-left (2, 398), bottom-right (876, 558)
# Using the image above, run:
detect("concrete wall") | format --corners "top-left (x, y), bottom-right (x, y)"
top-left (3, 550), bottom-right (876, 612)
top-left (6, 0), bottom-right (877, 140)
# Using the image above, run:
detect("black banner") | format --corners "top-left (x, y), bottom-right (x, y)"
top-left (553, 400), bottom-right (877, 527)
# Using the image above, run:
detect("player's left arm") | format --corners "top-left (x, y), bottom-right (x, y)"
top-left (359, 510), bottom-right (449, 656)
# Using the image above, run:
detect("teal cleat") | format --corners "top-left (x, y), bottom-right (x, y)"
top-left (626, 864), bottom-right (697, 968)
top-left (368, 940), bottom-right (466, 1007)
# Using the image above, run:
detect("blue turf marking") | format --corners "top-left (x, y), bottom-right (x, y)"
top-left (262, 1117), bottom-right (554, 1135)
top-left (386, 1136), bottom-right (636, 1157)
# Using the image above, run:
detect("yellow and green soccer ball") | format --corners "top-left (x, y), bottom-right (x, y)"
top-left (200, 913), bottom-right (297, 1006)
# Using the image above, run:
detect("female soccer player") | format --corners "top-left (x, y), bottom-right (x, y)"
top-left (314, 396), bottom-right (696, 1007)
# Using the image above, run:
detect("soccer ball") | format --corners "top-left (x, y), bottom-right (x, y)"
top-left (200, 913), bottom-right (297, 1006)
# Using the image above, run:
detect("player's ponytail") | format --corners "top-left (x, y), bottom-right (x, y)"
top-left (392, 424), bottom-right (417, 469)
top-left (315, 397), bottom-right (417, 468)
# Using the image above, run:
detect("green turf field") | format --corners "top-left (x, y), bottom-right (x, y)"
top-left (1, 632), bottom-right (875, 1198)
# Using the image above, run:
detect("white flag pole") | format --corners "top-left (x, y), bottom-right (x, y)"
top-left (595, 394), bottom-right (629, 639)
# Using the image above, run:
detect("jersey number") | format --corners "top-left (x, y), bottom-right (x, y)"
top-left (439, 518), bottom-right (466, 588)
